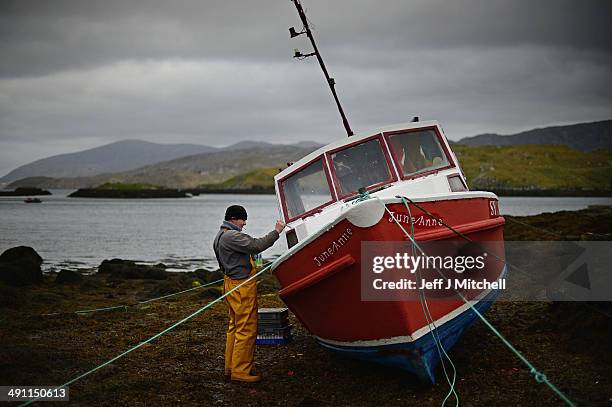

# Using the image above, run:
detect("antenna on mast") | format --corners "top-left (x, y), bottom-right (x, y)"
top-left (289, 0), bottom-right (354, 137)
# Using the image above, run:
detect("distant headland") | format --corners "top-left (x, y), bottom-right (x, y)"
top-left (68, 183), bottom-right (190, 199)
top-left (0, 187), bottom-right (51, 197)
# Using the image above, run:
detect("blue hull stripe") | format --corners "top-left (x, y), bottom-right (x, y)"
top-left (317, 280), bottom-right (503, 383)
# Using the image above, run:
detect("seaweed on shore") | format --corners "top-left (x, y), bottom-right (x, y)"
top-left (0, 207), bottom-right (610, 406)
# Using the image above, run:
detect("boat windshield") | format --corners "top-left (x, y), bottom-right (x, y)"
top-left (281, 158), bottom-right (333, 220)
top-left (330, 138), bottom-right (392, 197)
top-left (387, 130), bottom-right (450, 177)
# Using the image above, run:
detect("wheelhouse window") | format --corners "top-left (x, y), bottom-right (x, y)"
top-left (330, 138), bottom-right (392, 197)
top-left (281, 158), bottom-right (333, 220)
top-left (387, 130), bottom-right (450, 177)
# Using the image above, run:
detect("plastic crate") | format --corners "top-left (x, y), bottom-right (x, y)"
top-left (258, 308), bottom-right (289, 324)
top-left (258, 325), bottom-right (292, 336)
top-left (258, 319), bottom-right (288, 328)
top-left (256, 334), bottom-right (293, 345)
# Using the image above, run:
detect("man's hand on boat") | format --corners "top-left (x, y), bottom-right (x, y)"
top-left (275, 220), bottom-right (286, 234)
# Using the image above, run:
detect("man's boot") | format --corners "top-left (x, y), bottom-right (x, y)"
top-left (230, 373), bottom-right (261, 383)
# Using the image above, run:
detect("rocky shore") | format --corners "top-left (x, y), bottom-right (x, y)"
top-left (1, 206), bottom-right (611, 406)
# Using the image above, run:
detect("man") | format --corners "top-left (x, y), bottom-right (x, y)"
top-left (213, 204), bottom-right (285, 383)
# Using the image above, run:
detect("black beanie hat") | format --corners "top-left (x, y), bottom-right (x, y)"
top-left (225, 205), bottom-right (248, 221)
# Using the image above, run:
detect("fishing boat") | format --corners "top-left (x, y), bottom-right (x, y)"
top-left (269, 0), bottom-right (507, 383)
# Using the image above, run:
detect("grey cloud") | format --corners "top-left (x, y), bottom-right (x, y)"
top-left (1, 0), bottom-right (611, 78)
top-left (0, 0), bottom-right (611, 176)
top-left (0, 0), bottom-right (296, 77)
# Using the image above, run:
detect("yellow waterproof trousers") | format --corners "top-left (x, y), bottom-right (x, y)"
top-left (223, 269), bottom-right (258, 377)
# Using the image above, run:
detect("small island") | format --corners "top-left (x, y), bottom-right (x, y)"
top-left (68, 182), bottom-right (190, 198)
top-left (0, 187), bottom-right (52, 197)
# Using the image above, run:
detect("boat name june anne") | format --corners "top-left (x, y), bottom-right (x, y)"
top-left (313, 227), bottom-right (353, 267)
top-left (387, 212), bottom-right (443, 227)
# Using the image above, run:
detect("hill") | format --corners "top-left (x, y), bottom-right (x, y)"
top-left (456, 120), bottom-right (612, 152)
top-left (194, 168), bottom-right (279, 193)
top-left (187, 145), bottom-right (612, 194)
top-left (196, 145), bottom-right (612, 193)
top-left (455, 144), bottom-right (612, 191)
top-left (4, 119), bottom-right (609, 186)
top-left (9, 144), bottom-right (319, 189)
top-left (10, 144), bottom-right (612, 194)
top-left (0, 140), bottom-right (219, 184)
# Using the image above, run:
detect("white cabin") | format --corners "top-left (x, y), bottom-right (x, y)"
top-left (274, 120), bottom-right (469, 247)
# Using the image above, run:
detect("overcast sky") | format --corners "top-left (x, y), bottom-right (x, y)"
top-left (1, 0), bottom-right (611, 176)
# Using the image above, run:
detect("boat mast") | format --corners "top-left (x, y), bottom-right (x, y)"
top-left (289, 0), bottom-right (354, 137)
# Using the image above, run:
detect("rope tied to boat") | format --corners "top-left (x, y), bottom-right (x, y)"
top-left (530, 368), bottom-right (548, 383)
top-left (21, 196), bottom-right (577, 406)
top-left (353, 187), bottom-right (371, 203)
top-left (402, 200), bottom-right (459, 407)
top-left (397, 194), bottom-right (612, 319)
top-left (388, 196), bottom-right (576, 407)
top-left (41, 278), bottom-right (224, 316)
top-left (19, 268), bottom-right (269, 407)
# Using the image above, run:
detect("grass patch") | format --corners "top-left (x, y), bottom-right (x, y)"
top-left (453, 144), bottom-right (612, 190)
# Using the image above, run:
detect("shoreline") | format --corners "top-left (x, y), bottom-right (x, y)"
top-left (30, 205), bottom-right (611, 274)
top-left (6, 187), bottom-right (612, 198)
top-left (1, 206), bottom-right (610, 405)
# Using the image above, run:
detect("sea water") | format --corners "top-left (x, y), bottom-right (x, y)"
top-left (0, 190), bottom-right (610, 272)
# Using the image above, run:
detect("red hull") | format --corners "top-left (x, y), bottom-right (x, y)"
top-left (272, 197), bottom-right (505, 344)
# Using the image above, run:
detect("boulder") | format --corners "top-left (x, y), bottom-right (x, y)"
top-left (56, 269), bottom-right (83, 284)
top-left (194, 268), bottom-right (224, 284)
top-left (97, 258), bottom-right (168, 280)
top-left (117, 266), bottom-right (167, 280)
top-left (0, 246), bottom-right (43, 286)
top-left (0, 246), bottom-right (43, 264)
top-left (98, 258), bottom-right (131, 274)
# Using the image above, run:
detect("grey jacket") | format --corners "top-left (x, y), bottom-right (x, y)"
top-left (213, 224), bottom-right (279, 280)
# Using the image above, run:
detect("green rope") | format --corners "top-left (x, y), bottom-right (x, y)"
top-left (137, 278), bottom-right (224, 305)
top-left (388, 198), bottom-right (576, 407)
top-left (354, 188), bottom-right (371, 202)
top-left (75, 305), bottom-right (129, 314)
top-left (361, 193), bottom-right (457, 404)
top-left (42, 278), bottom-right (224, 316)
top-left (398, 195), bottom-right (612, 320)
top-left (19, 266), bottom-right (270, 407)
top-left (402, 201), bottom-right (459, 407)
